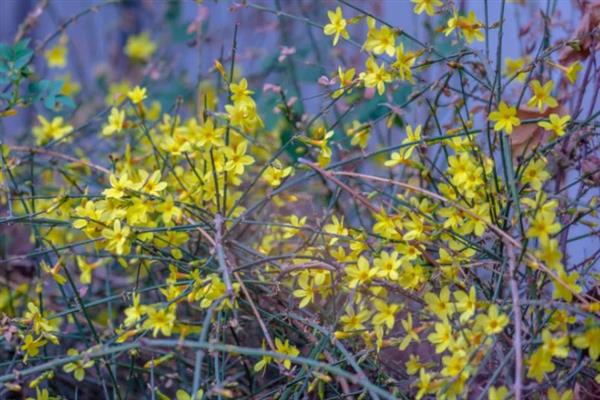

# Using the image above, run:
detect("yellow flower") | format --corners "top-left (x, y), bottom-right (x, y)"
top-left (385, 124), bottom-right (422, 166)
top-left (573, 327), bottom-right (600, 360)
top-left (225, 102), bottom-right (263, 133)
top-left (362, 57), bottom-right (392, 95)
top-left (127, 85), bottom-right (148, 104)
top-left (416, 368), bottom-right (434, 399)
top-left (372, 299), bottom-right (401, 330)
top-left (405, 354), bottom-right (422, 375)
top-left (521, 158), bottom-right (550, 190)
top-left (345, 256), bottom-right (378, 288)
top-left (106, 80), bottom-right (132, 105)
top-left (124, 32), bottom-right (157, 62)
top-left (504, 57), bottom-right (528, 82)
top-left (459, 10), bottom-right (485, 44)
top-left (537, 113), bottom-right (571, 137)
top-left (427, 320), bottom-right (454, 353)
top-left (445, 10), bottom-right (484, 44)
top-left (23, 302), bottom-right (58, 341)
top-left (488, 386), bottom-right (509, 400)
top-left (44, 43), bottom-right (67, 68)
top-left (40, 260), bottom-right (66, 286)
top-left (102, 107), bottom-right (126, 136)
top-left (375, 251), bottom-right (401, 280)
top-left (323, 7), bottom-right (349, 46)
top-left (58, 73), bottom-right (81, 97)
top-left (138, 170), bottom-right (167, 196)
top-left (552, 266), bottom-right (581, 302)
top-left (323, 215), bottom-right (348, 245)
top-left (21, 334), bottom-right (47, 363)
top-left (475, 305), bottom-right (508, 335)
top-left (392, 43), bottom-right (417, 82)
top-left (103, 173), bottom-right (135, 199)
top-left (195, 118), bottom-right (225, 147)
top-left (143, 307), bottom-right (176, 337)
top-left (411, 0), bottom-right (442, 16)
top-left (32, 115), bottom-right (73, 145)
top-left (527, 347), bottom-right (555, 382)
top-left (488, 101), bottom-right (520, 134)
top-left (346, 120), bottom-right (370, 149)
top-left (424, 286), bottom-right (452, 320)
top-left (364, 23), bottom-right (396, 56)
top-left (224, 141), bottom-right (254, 175)
top-left (333, 67), bottom-right (356, 98)
top-left (441, 350), bottom-right (467, 377)
top-left (175, 389), bottom-right (204, 400)
top-left (157, 195), bottom-right (182, 224)
top-left (253, 341), bottom-right (273, 373)
top-left (230, 78), bottom-right (255, 108)
top-left (260, 162), bottom-right (290, 187)
top-left (453, 286), bottom-right (476, 322)
top-left (541, 329), bottom-right (569, 358)
top-left (63, 348), bottom-right (94, 381)
top-left (399, 313), bottom-right (420, 350)
top-left (527, 79), bottom-right (558, 111)
top-left (548, 388), bottom-right (573, 400)
top-left (564, 61), bottom-right (582, 84)
top-left (526, 211), bottom-right (561, 244)
top-left (77, 256), bottom-right (102, 285)
top-left (101, 219), bottom-right (131, 255)
top-left (339, 306), bottom-right (371, 332)
top-left (274, 338), bottom-right (300, 370)
top-left (292, 272), bottom-right (317, 308)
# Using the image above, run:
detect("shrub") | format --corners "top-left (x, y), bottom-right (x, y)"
top-left (1, 1), bottom-right (599, 399)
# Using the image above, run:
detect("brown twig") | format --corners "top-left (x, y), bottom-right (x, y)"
top-left (14, 0), bottom-right (49, 43)
top-left (10, 145), bottom-right (110, 175)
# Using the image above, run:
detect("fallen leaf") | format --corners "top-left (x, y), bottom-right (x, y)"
top-left (559, 0), bottom-right (600, 64)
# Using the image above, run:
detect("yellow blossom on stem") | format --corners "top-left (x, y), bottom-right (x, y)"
top-left (102, 107), bottom-right (126, 137)
top-left (372, 299), bottom-right (402, 330)
top-left (399, 313), bottom-right (420, 350)
top-left (424, 286), bottom-right (452, 320)
top-left (127, 86), bottom-right (148, 104)
top-left (427, 321), bottom-right (454, 353)
top-left (263, 161), bottom-right (293, 187)
top-left (363, 58), bottom-right (392, 95)
top-left (292, 272), bottom-right (317, 308)
top-left (333, 66), bottom-right (356, 98)
top-left (364, 23), bottom-right (396, 56)
top-left (63, 349), bottom-right (94, 381)
top-left (504, 57), bottom-right (528, 82)
top-left (143, 307), bottom-right (176, 337)
top-left (475, 305), bottom-right (508, 335)
top-left (274, 338), bottom-right (300, 370)
top-left (538, 113), bottom-right (571, 137)
top-left (345, 256), bottom-right (378, 288)
top-left (33, 115), bottom-right (73, 145)
top-left (527, 80), bottom-right (558, 111)
top-left (101, 219), bottom-right (131, 255)
top-left (44, 36), bottom-right (68, 68)
top-left (323, 7), bottom-right (349, 46)
top-left (339, 306), bottom-right (371, 332)
top-left (411, 0), bottom-right (442, 16)
top-left (572, 327), bottom-right (600, 360)
top-left (124, 32), bottom-right (156, 62)
top-left (21, 334), bottom-right (46, 363)
top-left (488, 101), bottom-right (520, 134)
